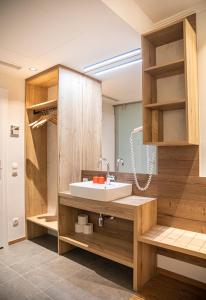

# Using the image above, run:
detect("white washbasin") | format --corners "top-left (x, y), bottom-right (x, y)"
top-left (70, 181), bottom-right (132, 202)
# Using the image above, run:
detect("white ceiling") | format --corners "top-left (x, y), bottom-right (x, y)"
top-left (1, 0), bottom-right (204, 104)
top-left (135, 0), bottom-right (205, 22)
top-left (0, 0), bottom-right (141, 103)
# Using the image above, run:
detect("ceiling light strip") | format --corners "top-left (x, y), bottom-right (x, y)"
top-left (84, 48), bottom-right (141, 73)
top-left (94, 59), bottom-right (142, 76)
top-left (0, 60), bottom-right (21, 70)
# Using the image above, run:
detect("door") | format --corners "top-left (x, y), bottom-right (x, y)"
top-left (0, 88), bottom-right (8, 248)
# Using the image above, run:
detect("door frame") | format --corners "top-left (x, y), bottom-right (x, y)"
top-left (0, 88), bottom-right (8, 247)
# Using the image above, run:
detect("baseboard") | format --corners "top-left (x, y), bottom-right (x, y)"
top-left (8, 237), bottom-right (26, 245)
top-left (157, 267), bottom-right (206, 290)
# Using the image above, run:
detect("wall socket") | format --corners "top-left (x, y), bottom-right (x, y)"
top-left (12, 218), bottom-right (19, 227)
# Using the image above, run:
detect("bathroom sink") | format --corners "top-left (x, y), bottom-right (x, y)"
top-left (69, 181), bottom-right (132, 202)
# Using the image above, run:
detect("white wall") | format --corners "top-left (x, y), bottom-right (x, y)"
top-left (102, 0), bottom-right (153, 33)
top-left (0, 71), bottom-right (25, 242)
top-left (102, 100), bottom-right (115, 171)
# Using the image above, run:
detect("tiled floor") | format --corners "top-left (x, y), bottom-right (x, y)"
top-left (0, 235), bottom-right (134, 300)
top-left (0, 235), bottom-right (205, 300)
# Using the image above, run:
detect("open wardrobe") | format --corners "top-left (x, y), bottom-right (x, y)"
top-left (25, 65), bottom-right (102, 248)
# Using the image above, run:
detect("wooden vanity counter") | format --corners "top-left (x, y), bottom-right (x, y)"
top-left (58, 192), bottom-right (157, 291)
top-left (59, 192), bottom-right (156, 221)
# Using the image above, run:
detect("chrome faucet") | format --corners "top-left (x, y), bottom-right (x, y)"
top-left (98, 157), bottom-right (110, 179)
top-left (116, 158), bottom-right (124, 172)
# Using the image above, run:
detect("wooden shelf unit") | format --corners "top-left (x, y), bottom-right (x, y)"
top-left (144, 59), bottom-right (184, 78)
top-left (139, 225), bottom-right (206, 260)
top-left (58, 192), bottom-right (157, 291)
top-left (25, 66), bottom-right (59, 240)
top-left (59, 232), bottom-right (133, 268)
top-left (27, 214), bottom-right (58, 232)
top-left (142, 14), bottom-right (198, 146)
top-left (27, 99), bottom-right (57, 112)
top-left (145, 100), bottom-right (185, 111)
top-left (58, 199), bottom-right (134, 268)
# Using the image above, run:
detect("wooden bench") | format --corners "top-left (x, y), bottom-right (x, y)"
top-left (139, 225), bottom-right (206, 260)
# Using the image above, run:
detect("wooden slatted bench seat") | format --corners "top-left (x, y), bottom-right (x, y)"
top-left (138, 225), bottom-right (206, 260)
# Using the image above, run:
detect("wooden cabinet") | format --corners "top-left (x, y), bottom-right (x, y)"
top-left (58, 70), bottom-right (102, 191)
top-left (142, 14), bottom-right (198, 146)
top-left (25, 65), bottom-right (102, 239)
top-left (58, 192), bottom-right (157, 291)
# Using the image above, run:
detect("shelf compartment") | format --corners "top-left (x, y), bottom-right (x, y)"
top-left (138, 225), bottom-right (206, 260)
top-left (27, 213), bottom-right (58, 232)
top-left (145, 100), bottom-right (185, 111)
top-left (144, 59), bottom-right (184, 78)
top-left (142, 22), bottom-right (183, 47)
top-left (144, 106), bottom-right (186, 146)
top-left (26, 67), bottom-right (58, 87)
top-left (27, 99), bottom-right (57, 112)
top-left (59, 232), bottom-right (133, 268)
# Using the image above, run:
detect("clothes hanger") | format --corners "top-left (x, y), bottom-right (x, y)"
top-left (29, 110), bottom-right (46, 127)
top-left (35, 113), bottom-right (50, 128)
top-left (29, 108), bottom-right (57, 129)
top-left (32, 111), bottom-right (48, 128)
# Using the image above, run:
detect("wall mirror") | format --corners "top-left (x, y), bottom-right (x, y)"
top-left (80, 10), bottom-right (157, 174)
top-left (102, 85), bottom-right (157, 174)
top-left (102, 99), bottom-right (156, 174)
top-left (98, 33), bottom-right (157, 174)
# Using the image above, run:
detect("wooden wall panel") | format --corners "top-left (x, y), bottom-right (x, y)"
top-left (58, 68), bottom-right (102, 192)
top-left (158, 146), bottom-right (199, 176)
top-left (82, 77), bottom-right (102, 170)
top-left (82, 144), bottom-right (206, 234)
top-left (158, 215), bottom-right (206, 233)
top-left (157, 146), bottom-right (205, 233)
top-left (58, 68), bottom-right (83, 191)
top-left (158, 198), bottom-right (206, 223)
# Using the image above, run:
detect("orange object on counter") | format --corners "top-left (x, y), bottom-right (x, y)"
top-left (98, 176), bottom-right (105, 184)
top-left (93, 176), bottom-right (98, 183)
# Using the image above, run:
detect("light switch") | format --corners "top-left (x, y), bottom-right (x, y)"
top-left (12, 162), bottom-right (18, 177)
top-left (10, 125), bottom-right (19, 137)
top-left (12, 162), bottom-right (18, 170)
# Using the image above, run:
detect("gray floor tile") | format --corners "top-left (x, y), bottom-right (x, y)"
top-left (43, 256), bottom-right (84, 280)
top-left (24, 267), bottom-right (62, 292)
top-left (32, 235), bottom-right (58, 253)
top-left (92, 257), bottom-right (133, 290)
top-left (0, 276), bottom-right (40, 300)
top-left (0, 239), bottom-right (135, 300)
top-left (64, 248), bottom-right (132, 290)
top-left (10, 249), bottom-right (58, 275)
top-left (0, 241), bottom-right (46, 267)
top-left (68, 269), bottom-right (133, 300)
top-left (0, 240), bottom-right (42, 256)
top-left (29, 291), bottom-right (53, 300)
top-left (0, 263), bottom-right (19, 285)
top-left (63, 248), bottom-right (101, 268)
top-left (44, 278), bottom-right (98, 300)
